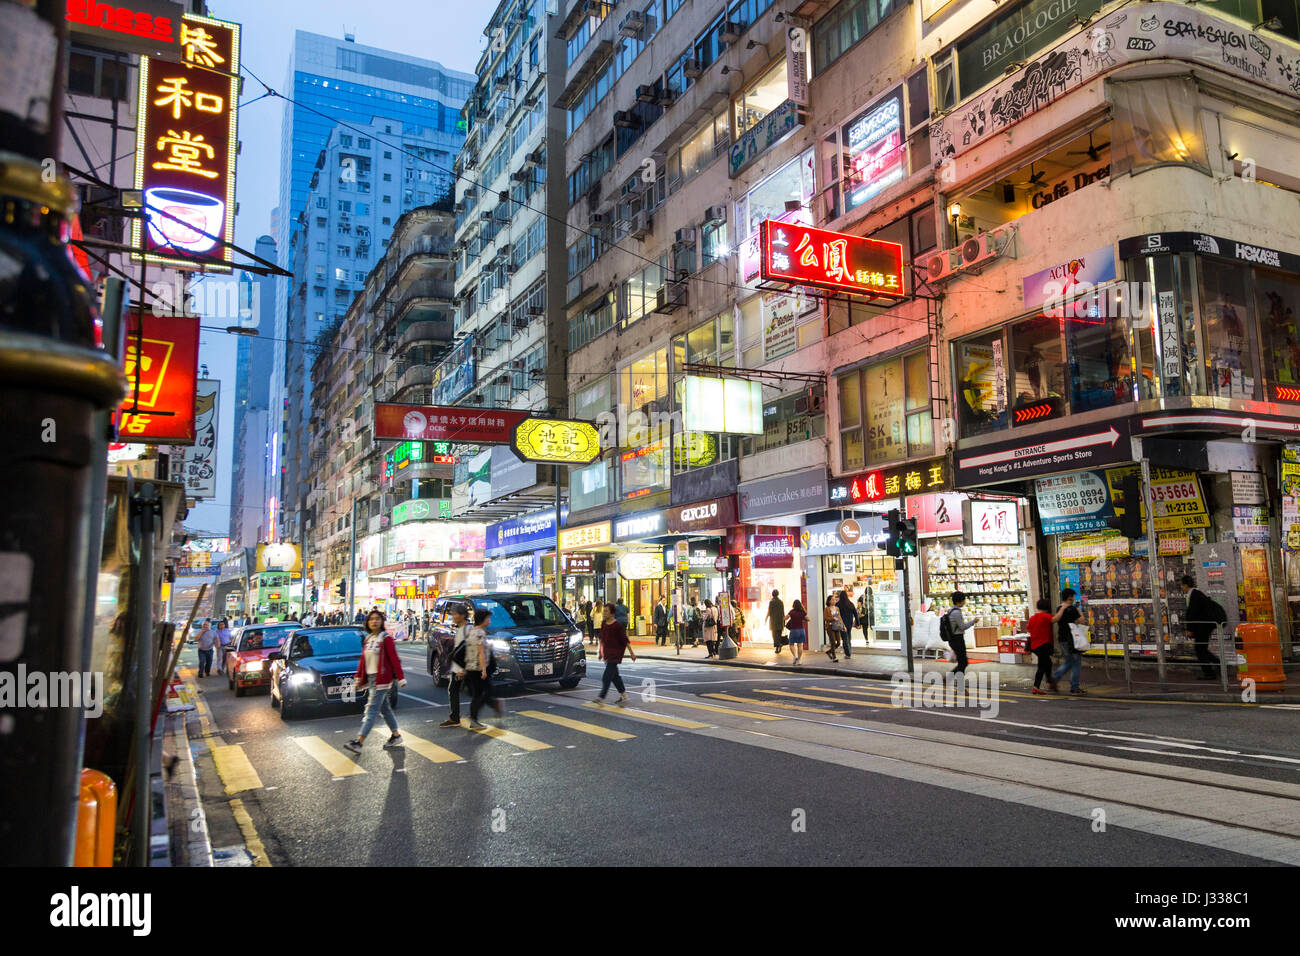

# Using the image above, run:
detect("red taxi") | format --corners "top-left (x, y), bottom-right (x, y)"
top-left (226, 623), bottom-right (300, 696)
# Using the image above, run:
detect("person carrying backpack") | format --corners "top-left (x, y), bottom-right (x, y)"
top-left (1050, 588), bottom-right (1087, 694)
top-left (1180, 575), bottom-right (1225, 680)
top-left (941, 591), bottom-right (977, 674)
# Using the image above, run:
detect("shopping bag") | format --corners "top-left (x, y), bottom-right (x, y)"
top-left (1070, 622), bottom-right (1091, 652)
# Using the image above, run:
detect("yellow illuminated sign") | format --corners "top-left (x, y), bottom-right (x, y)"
top-left (513, 417), bottom-right (601, 464)
top-left (618, 552), bottom-right (665, 581)
top-left (558, 521), bottom-right (612, 550)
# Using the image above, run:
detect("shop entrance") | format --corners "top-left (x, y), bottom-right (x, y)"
top-left (822, 551), bottom-right (900, 645)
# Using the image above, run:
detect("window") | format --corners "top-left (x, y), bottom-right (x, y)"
top-left (813, 0), bottom-right (899, 75)
top-left (383, 195), bottom-right (392, 203)
top-left (358, 137), bottom-right (371, 149)
top-left (382, 217), bottom-right (391, 225)
top-left (570, 292), bottom-right (617, 350)
top-left (955, 330), bottom-right (1008, 438)
top-left (340, 134), bottom-right (353, 147)
top-left (838, 351), bottom-right (932, 470)
top-left (621, 256), bottom-right (667, 326)
top-left (735, 150), bottom-right (815, 238)
top-left (744, 390), bottom-right (827, 456)
top-left (356, 203), bottom-right (369, 216)
top-left (702, 218), bottom-right (729, 267)
top-left (337, 245), bottom-right (351, 257)
top-left (316, 197), bottom-right (328, 209)
top-left (334, 267), bottom-right (348, 282)
top-left (669, 110), bottom-right (729, 189)
top-left (1064, 292), bottom-right (1136, 414)
top-left (733, 59), bottom-right (788, 136)
top-left (1199, 258), bottom-right (1258, 400)
top-left (316, 217), bottom-right (326, 227)
top-left (1256, 271), bottom-right (1300, 391)
top-left (1009, 315), bottom-right (1066, 422)
top-left (383, 151), bottom-right (392, 159)
top-left (337, 200), bottom-right (351, 213)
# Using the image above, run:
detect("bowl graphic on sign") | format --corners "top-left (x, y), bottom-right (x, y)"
top-left (144, 187), bottom-right (224, 253)
top-left (403, 410), bottom-right (428, 436)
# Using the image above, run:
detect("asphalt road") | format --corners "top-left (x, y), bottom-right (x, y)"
top-left (182, 642), bottom-right (1300, 867)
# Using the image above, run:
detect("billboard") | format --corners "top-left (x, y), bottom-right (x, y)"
top-left (117, 312), bottom-right (200, 442)
top-left (256, 542), bottom-right (301, 572)
top-left (682, 376), bottom-right (763, 435)
top-left (132, 13), bottom-right (240, 269)
top-left (374, 403), bottom-right (530, 443)
top-left (760, 220), bottom-right (905, 298)
top-left (170, 378), bottom-right (218, 496)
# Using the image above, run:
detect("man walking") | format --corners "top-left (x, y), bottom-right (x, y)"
top-left (768, 590), bottom-right (786, 655)
top-left (195, 619), bottom-right (217, 678)
top-left (943, 592), bottom-right (977, 674)
top-left (614, 596), bottom-right (630, 629)
top-left (653, 595), bottom-right (670, 646)
top-left (438, 604), bottom-right (472, 728)
top-left (1050, 588), bottom-right (1087, 694)
top-left (836, 589), bottom-right (859, 659)
top-left (1181, 575), bottom-right (1223, 680)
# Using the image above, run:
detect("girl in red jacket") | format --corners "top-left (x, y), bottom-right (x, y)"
top-left (345, 611), bottom-right (406, 753)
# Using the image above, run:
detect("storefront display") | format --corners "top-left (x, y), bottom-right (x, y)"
top-left (923, 542), bottom-right (1029, 642)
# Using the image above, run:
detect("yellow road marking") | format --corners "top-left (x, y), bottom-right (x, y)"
top-left (518, 709), bottom-right (635, 740)
top-left (582, 701), bottom-right (709, 729)
top-left (228, 797), bottom-right (271, 867)
top-left (651, 696), bottom-right (784, 720)
top-left (398, 732), bottom-right (464, 763)
top-left (702, 692), bottom-right (848, 715)
top-left (466, 723), bottom-right (552, 751)
top-left (293, 736), bottom-right (367, 776)
top-left (757, 689), bottom-right (892, 706)
top-left (210, 744), bottom-right (263, 794)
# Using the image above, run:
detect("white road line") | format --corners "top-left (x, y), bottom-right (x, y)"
top-left (398, 693), bottom-right (442, 707)
top-left (1053, 725), bottom-right (1207, 744)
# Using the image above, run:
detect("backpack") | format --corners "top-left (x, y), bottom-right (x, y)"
top-left (939, 608), bottom-right (957, 644)
top-left (1205, 594), bottom-right (1228, 625)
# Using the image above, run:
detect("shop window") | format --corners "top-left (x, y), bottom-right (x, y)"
top-left (1130, 254), bottom-right (1192, 399)
top-left (1253, 270), bottom-right (1300, 396)
top-left (838, 350), bottom-right (932, 469)
top-left (1199, 259), bottom-right (1258, 400)
top-left (735, 150), bottom-right (815, 239)
top-left (733, 59), bottom-right (787, 137)
top-left (955, 330), bottom-right (1008, 438)
top-left (813, 0), bottom-right (899, 75)
top-left (1064, 292), bottom-right (1136, 413)
top-left (1009, 315), bottom-right (1066, 423)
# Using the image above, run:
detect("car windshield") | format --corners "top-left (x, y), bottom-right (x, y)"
top-left (479, 596), bottom-right (568, 629)
top-left (287, 628), bottom-right (364, 660)
top-left (238, 627), bottom-right (294, 652)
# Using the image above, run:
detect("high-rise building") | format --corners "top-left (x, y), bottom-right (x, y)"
top-left (268, 31), bottom-right (472, 546)
top-left (230, 235), bottom-right (277, 549)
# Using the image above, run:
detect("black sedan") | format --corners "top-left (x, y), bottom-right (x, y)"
top-left (267, 626), bottom-right (398, 720)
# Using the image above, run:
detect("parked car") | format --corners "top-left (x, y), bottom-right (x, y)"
top-left (425, 592), bottom-right (586, 690)
top-left (267, 626), bottom-right (399, 720)
top-left (225, 623), bottom-right (299, 696)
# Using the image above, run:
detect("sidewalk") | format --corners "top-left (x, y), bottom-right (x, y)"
top-left (623, 637), bottom-right (1300, 703)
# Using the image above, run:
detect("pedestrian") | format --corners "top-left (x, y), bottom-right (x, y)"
top-left (583, 599), bottom-right (597, 645)
top-left (768, 590), bottom-right (786, 656)
top-left (673, 596), bottom-right (687, 645)
top-left (1027, 598), bottom-right (1057, 695)
top-left (614, 596), bottom-right (630, 629)
top-left (702, 599), bottom-right (718, 657)
top-left (653, 595), bottom-right (669, 646)
top-left (195, 619), bottom-right (217, 677)
top-left (1180, 575), bottom-right (1224, 680)
top-left (344, 611), bottom-right (405, 753)
top-left (596, 602), bottom-right (635, 704)
top-left (688, 597), bottom-right (701, 645)
top-left (215, 618), bottom-right (232, 674)
top-left (784, 600), bottom-right (809, 665)
top-left (836, 589), bottom-right (859, 658)
top-left (439, 604), bottom-right (472, 728)
top-left (942, 591), bottom-right (977, 674)
top-left (824, 594), bottom-right (843, 662)
top-left (459, 608), bottom-right (503, 729)
top-left (1050, 588), bottom-right (1087, 695)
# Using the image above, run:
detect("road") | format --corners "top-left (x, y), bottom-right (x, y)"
top-left (182, 641), bottom-right (1300, 867)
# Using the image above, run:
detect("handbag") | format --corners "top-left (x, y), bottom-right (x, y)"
top-left (1069, 622), bottom-right (1091, 652)
top-left (450, 641), bottom-right (467, 667)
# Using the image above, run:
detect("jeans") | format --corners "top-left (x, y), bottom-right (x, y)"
top-left (949, 637), bottom-right (968, 673)
top-left (217, 645), bottom-right (229, 673)
top-left (599, 661), bottom-right (625, 699)
top-left (1052, 649), bottom-right (1082, 690)
top-left (1032, 645), bottom-right (1054, 687)
top-left (447, 674), bottom-right (463, 722)
top-left (197, 648), bottom-right (213, 676)
top-left (842, 625), bottom-right (853, 656)
top-left (360, 682), bottom-right (397, 738)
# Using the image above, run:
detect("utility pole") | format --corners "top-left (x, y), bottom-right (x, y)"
top-left (347, 496), bottom-right (358, 620)
top-left (554, 463), bottom-right (563, 603)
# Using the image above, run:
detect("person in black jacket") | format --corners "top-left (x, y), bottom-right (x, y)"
top-left (768, 590), bottom-right (786, 655)
top-left (836, 589), bottom-right (859, 658)
top-left (1181, 575), bottom-right (1222, 680)
top-left (653, 596), bottom-right (670, 646)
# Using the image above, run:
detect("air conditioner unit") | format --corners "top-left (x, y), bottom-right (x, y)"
top-left (657, 90), bottom-right (676, 107)
top-left (675, 227), bottom-right (696, 243)
top-left (511, 359), bottom-right (525, 370)
top-left (613, 110), bottom-right (638, 129)
top-left (512, 318), bottom-right (530, 330)
top-left (493, 372), bottom-right (510, 385)
top-left (635, 84), bottom-right (656, 103)
top-left (512, 169), bottom-right (529, 182)
top-left (524, 147), bottom-right (544, 167)
top-left (619, 10), bottom-right (646, 38)
top-left (922, 248), bottom-right (962, 284)
top-left (719, 20), bottom-right (742, 43)
top-left (704, 205), bottom-right (726, 224)
top-left (960, 224), bottom-right (1017, 271)
top-left (808, 383), bottom-right (827, 414)
top-left (496, 242), bottom-right (513, 258)
top-left (589, 211), bottom-right (610, 226)
top-left (494, 76), bottom-right (509, 89)
top-left (480, 211), bottom-right (494, 222)
top-left (464, 187), bottom-right (477, 198)
top-left (628, 210), bottom-right (651, 240)
top-left (683, 57), bottom-right (703, 78)
top-left (523, 94), bottom-right (539, 109)
top-left (454, 201), bottom-right (466, 213)
top-left (625, 177), bottom-right (645, 195)
top-left (654, 280), bottom-right (687, 313)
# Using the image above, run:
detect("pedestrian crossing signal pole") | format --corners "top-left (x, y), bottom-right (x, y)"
top-left (886, 510), bottom-right (918, 675)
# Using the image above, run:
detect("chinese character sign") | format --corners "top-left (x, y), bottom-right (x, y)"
top-left (133, 13), bottom-right (240, 268)
top-left (117, 313), bottom-right (200, 442)
top-left (374, 403), bottom-right (531, 444)
top-left (170, 379), bottom-right (218, 496)
top-left (760, 220), bottom-right (905, 298)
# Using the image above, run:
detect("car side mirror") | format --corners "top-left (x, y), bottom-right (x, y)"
top-left (266, 651), bottom-right (285, 662)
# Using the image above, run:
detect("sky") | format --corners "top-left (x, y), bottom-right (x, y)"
top-left (183, 0), bottom-right (490, 537)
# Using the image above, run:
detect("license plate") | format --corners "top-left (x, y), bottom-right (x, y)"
top-left (326, 682), bottom-right (354, 697)
top-left (533, 663), bottom-right (553, 676)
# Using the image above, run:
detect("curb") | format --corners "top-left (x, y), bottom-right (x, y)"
top-left (630, 650), bottom-right (1300, 703)
top-left (167, 692), bottom-right (213, 867)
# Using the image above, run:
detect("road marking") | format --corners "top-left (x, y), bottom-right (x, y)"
top-left (582, 701), bottom-right (709, 729)
top-left (398, 732), bottom-right (464, 763)
top-left (518, 709), bottom-right (634, 740)
top-left (228, 798), bottom-right (270, 867)
top-left (210, 744), bottom-right (263, 794)
top-left (293, 736), bottom-right (367, 776)
top-left (702, 692), bottom-right (848, 715)
top-left (757, 689), bottom-right (906, 707)
top-left (398, 692), bottom-right (442, 706)
top-left (650, 696), bottom-right (784, 720)
top-left (465, 724), bottom-right (552, 751)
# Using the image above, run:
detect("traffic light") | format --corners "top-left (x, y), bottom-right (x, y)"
top-left (335, 579), bottom-right (346, 600)
top-left (311, 586), bottom-right (319, 602)
top-left (1106, 471), bottom-right (1144, 538)
top-left (886, 509), bottom-right (920, 558)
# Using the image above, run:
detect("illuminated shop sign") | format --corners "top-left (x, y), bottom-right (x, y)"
top-left (614, 511), bottom-right (666, 541)
top-left (116, 312), bottom-right (200, 443)
top-left (512, 417), bottom-right (601, 464)
top-left (558, 521), bottom-right (612, 550)
top-left (842, 91), bottom-right (904, 211)
top-left (751, 533), bottom-right (795, 568)
top-left (132, 13), bottom-right (240, 270)
top-left (66, 0), bottom-right (184, 57)
top-left (829, 457), bottom-right (950, 504)
top-left (760, 220), bottom-right (905, 298)
top-left (618, 552), bottom-right (666, 580)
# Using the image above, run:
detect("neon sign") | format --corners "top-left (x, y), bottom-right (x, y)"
top-left (760, 220), bottom-right (905, 298)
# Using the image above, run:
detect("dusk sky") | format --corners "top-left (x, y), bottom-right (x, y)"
top-left (185, 0), bottom-right (490, 536)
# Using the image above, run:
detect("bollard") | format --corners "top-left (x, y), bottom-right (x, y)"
top-left (82, 769), bottom-right (118, 866)
top-left (1236, 623), bottom-right (1287, 692)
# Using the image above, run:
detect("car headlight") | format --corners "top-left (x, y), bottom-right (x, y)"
top-left (287, 670), bottom-right (316, 686)
top-left (569, 631), bottom-right (583, 647)
top-left (488, 639), bottom-right (511, 654)
top-left (244, 660), bottom-right (263, 672)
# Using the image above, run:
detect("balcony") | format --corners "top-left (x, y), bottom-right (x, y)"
top-left (398, 319), bottom-right (454, 349)
top-left (391, 277), bottom-right (455, 326)
top-left (395, 362), bottom-right (435, 394)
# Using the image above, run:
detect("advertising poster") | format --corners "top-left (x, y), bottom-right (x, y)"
top-left (864, 357), bottom-right (906, 463)
top-left (171, 378), bottom-right (218, 496)
top-left (761, 290), bottom-right (803, 362)
top-left (1035, 470), bottom-right (1113, 534)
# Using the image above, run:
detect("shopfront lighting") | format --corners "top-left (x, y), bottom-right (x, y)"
top-left (948, 202), bottom-right (961, 221)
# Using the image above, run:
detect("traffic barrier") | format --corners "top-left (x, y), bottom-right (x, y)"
top-left (1236, 623), bottom-right (1287, 692)
top-left (74, 769), bottom-right (117, 867)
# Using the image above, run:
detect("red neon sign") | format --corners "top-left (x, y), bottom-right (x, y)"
top-left (1013, 402), bottom-right (1055, 423)
top-left (66, 0), bottom-right (176, 42)
top-left (1275, 385), bottom-right (1300, 403)
top-left (760, 220), bottom-right (905, 298)
top-left (116, 313), bottom-right (200, 443)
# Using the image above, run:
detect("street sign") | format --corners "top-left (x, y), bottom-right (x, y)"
top-left (511, 417), bottom-right (601, 464)
top-left (955, 419), bottom-right (1132, 487)
top-left (374, 403), bottom-right (530, 443)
